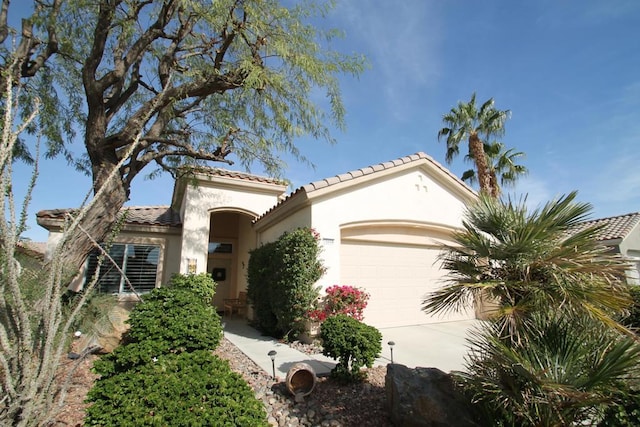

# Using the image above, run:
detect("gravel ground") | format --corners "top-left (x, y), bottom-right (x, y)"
top-left (52, 338), bottom-right (392, 426)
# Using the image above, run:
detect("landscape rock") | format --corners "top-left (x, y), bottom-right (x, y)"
top-left (385, 364), bottom-right (478, 427)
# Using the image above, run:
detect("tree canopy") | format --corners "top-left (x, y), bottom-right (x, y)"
top-left (1, 0), bottom-right (366, 268)
top-left (437, 93), bottom-right (513, 197)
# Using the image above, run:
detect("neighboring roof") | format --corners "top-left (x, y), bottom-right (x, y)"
top-left (577, 212), bottom-right (640, 242)
top-left (255, 152), bottom-right (476, 224)
top-left (16, 240), bottom-right (47, 260)
top-left (37, 206), bottom-right (182, 228)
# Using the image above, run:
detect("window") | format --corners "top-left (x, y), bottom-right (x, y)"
top-left (85, 243), bottom-right (160, 294)
top-left (208, 242), bottom-right (232, 254)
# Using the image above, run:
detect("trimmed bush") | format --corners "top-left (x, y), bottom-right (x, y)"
top-left (86, 350), bottom-right (268, 426)
top-left (94, 278), bottom-right (222, 377)
top-left (167, 272), bottom-right (216, 304)
top-left (247, 227), bottom-right (324, 339)
top-left (125, 287), bottom-right (222, 350)
top-left (321, 314), bottom-right (382, 381)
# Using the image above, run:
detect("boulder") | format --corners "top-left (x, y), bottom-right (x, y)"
top-left (77, 302), bottom-right (133, 354)
top-left (385, 364), bottom-right (478, 427)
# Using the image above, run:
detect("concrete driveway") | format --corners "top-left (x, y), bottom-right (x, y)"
top-left (223, 318), bottom-right (482, 378)
top-left (375, 320), bottom-right (482, 372)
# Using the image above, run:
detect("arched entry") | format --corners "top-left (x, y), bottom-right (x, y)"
top-left (207, 209), bottom-right (256, 312)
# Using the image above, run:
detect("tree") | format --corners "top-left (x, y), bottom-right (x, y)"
top-left (1, 0), bottom-right (366, 270)
top-left (423, 193), bottom-right (640, 425)
top-left (461, 141), bottom-right (527, 198)
top-left (423, 192), bottom-right (632, 345)
top-left (437, 93), bottom-right (510, 196)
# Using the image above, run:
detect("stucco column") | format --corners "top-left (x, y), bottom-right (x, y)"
top-left (179, 186), bottom-right (210, 274)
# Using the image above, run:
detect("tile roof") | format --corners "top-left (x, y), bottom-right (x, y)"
top-left (16, 240), bottom-right (47, 260)
top-left (186, 167), bottom-right (286, 186)
top-left (577, 211), bottom-right (640, 242)
top-left (37, 206), bottom-right (182, 227)
top-left (255, 152), bottom-right (475, 223)
top-left (301, 152), bottom-right (469, 193)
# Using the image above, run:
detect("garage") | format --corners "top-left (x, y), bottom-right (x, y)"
top-left (339, 225), bottom-right (475, 328)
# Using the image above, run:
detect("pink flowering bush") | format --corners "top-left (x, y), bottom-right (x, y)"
top-left (308, 285), bottom-right (370, 322)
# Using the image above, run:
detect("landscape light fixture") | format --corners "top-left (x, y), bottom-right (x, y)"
top-left (388, 341), bottom-right (395, 363)
top-left (268, 350), bottom-right (277, 379)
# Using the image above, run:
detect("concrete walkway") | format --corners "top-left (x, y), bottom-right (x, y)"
top-left (222, 318), bottom-right (480, 379)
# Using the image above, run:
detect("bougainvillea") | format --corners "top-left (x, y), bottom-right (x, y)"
top-left (309, 285), bottom-right (370, 322)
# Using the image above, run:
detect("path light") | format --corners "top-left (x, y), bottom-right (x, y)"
top-left (268, 350), bottom-right (277, 379)
top-left (388, 341), bottom-right (395, 363)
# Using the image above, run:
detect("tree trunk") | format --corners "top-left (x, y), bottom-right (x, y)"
top-left (468, 132), bottom-right (492, 196)
top-left (58, 160), bottom-right (128, 274)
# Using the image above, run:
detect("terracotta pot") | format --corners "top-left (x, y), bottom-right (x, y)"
top-left (285, 362), bottom-right (317, 400)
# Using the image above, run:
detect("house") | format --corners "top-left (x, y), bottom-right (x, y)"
top-left (576, 212), bottom-right (640, 285)
top-left (37, 152), bottom-right (480, 328)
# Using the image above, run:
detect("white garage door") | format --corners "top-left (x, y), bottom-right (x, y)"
top-left (340, 241), bottom-right (472, 328)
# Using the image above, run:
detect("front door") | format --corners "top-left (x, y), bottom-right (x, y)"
top-left (210, 257), bottom-right (233, 311)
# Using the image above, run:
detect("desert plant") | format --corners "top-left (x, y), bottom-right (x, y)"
top-left (86, 350), bottom-right (268, 426)
top-left (457, 313), bottom-right (640, 426)
top-left (424, 192), bottom-right (632, 345)
top-left (321, 314), bottom-right (382, 381)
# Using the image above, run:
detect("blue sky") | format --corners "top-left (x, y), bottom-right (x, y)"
top-left (15, 0), bottom-right (640, 242)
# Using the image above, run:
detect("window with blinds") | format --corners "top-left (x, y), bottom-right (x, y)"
top-left (85, 243), bottom-right (160, 294)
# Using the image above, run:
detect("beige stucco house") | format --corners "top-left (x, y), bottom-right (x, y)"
top-left (37, 152), bottom-right (480, 328)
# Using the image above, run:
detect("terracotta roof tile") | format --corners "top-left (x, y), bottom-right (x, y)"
top-left (255, 152), bottom-right (475, 224)
top-left (576, 212), bottom-right (640, 241)
top-left (187, 167), bottom-right (285, 185)
top-left (37, 206), bottom-right (182, 228)
top-left (123, 206), bottom-right (182, 227)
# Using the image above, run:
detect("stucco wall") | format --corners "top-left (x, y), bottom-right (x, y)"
top-left (180, 181), bottom-right (284, 274)
top-left (619, 224), bottom-right (640, 285)
top-left (256, 205), bottom-right (312, 244)
top-left (310, 168), bottom-right (469, 288)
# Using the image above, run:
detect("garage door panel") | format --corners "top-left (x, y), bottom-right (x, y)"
top-left (340, 241), bottom-right (473, 328)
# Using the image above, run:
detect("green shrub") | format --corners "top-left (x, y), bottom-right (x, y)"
top-left (247, 228), bottom-right (324, 339)
top-left (247, 240), bottom-right (279, 335)
top-left (85, 350), bottom-right (268, 426)
top-left (621, 284), bottom-right (640, 330)
top-left (321, 314), bottom-right (382, 381)
top-left (94, 286), bottom-right (223, 377)
top-left (168, 272), bottom-right (216, 304)
top-left (598, 386), bottom-right (640, 427)
top-left (126, 287), bottom-right (222, 352)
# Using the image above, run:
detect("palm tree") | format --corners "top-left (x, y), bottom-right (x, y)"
top-left (438, 93), bottom-right (510, 196)
top-left (458, 314), bottom-right (640, 426)
top-left (423, 191), bottom-right (632, 344)
top-left (461, 141), bottom-right (528, 198)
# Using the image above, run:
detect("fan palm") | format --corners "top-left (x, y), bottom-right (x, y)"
top-left (461, 141), bottom-right (528, 198)
top-left (423, 191), bottom-right (632, 345)
top-left (438, 93), bottom-right (510, 196)
top-left (457, 313), bottom-right (640, 426)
